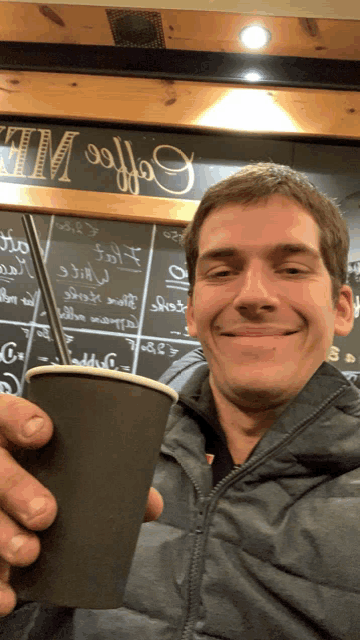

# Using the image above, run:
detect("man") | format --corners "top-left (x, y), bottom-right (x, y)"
top-left (0, 162), bottom-right (359, 639)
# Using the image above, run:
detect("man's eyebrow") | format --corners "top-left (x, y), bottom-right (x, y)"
top-left (198, 248), bottom-right (238, 263)
top-left (198, 243), bottom-right (322, 263)
top-left (269, 243), bottom-right (322, 261)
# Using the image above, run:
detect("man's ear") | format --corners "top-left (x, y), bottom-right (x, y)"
top-left (334, 284), bottom-right (354, 337)
top-left (185, 295), bottom-right (198, 338)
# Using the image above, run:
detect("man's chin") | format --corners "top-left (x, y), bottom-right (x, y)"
top-left (216, 375), bottom-right (297, 411)
top-left (229, 385), bottom-right (292, 410)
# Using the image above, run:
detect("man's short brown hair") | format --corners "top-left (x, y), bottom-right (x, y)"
top-left (183, 162), bottom-right (349, 307)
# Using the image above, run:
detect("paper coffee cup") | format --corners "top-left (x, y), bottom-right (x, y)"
top-left (11, 365), bottom-right (178, 609)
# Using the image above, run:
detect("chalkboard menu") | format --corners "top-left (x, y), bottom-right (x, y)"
top-left (0, 210), bottom-right (199, 396)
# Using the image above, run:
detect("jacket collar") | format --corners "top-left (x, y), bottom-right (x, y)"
top-left (164, 354), bottom-right (360, 477)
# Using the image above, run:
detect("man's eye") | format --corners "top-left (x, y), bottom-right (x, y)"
top-left (280, 267), bottom-right (307, 275)
top-left (209, 269), bottom-right (233, 278)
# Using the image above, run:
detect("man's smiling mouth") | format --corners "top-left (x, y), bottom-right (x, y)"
top-left (220, 330), bottom-right (299, 337)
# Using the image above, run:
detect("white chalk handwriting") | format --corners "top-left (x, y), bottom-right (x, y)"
top-left (0, 287), bottom-right (17, 304)
top-left (0, 341), bottom-right (21, 365)
top-left (150, 296), bottom-right (187, 314)
top-left (107, 293), bottom-right (138, 309)
top-left (93, 243), bottom-right (142, 271)
top-left (0, 373), bottom-right (21, 395)
top-left (64, 286), bottom-right (101, 305)
top-left (21, 291), bottom-right (37, 307)
top-left (57, 261), bottom-right (109, 287)
top-left (67, 352), bottom-right (119, 369)
top-left (55, 219), bottom-right (99, 238)
top-left (163, 229), bottom-right (185, 245)
top-left (0, 229), bottom-right (29, 255)
top-left (353, 295), bottom-right (360, 319)
top-left (141, 341), bottom-right (179, 358)
top-left (90, 314), bottom-right (139, 332)
top-left (36, 325), bottom-right (74, 343)
top-left (0, 256), bottom-right (35, 283)
top-left (327, 345), bottom-right (357, 365)
top-left (59, 306), bottom-right (86, 323)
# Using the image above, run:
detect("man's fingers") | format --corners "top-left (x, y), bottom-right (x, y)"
top-left (0, 508), bottom-right (40, 567)
top-left (0, 581), bottom-right (16, 617)
top-left (0, 448), bottom-right (57, 531)
top-left (0, 395), bottom-right (53, 450)
top-left (144, 487), bottom-right (163, 522)
top-left (0, 560), bottom-right (17, 617)
top-left (0, 559), bottom-right (10, 582)
top-left (0, 395), bottom-right (55, 617)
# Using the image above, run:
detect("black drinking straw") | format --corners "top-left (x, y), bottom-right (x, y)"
top-left (22, 215), bottom-right (72, 366)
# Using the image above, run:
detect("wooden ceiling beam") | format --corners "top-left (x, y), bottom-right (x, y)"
top-left (0, 42), bottom-right (359, 92)
top-left (0, 70), bottom-right (359, 139)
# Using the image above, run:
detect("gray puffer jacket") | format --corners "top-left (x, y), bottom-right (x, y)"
top-left (1, 349), bottom-right (360, 639)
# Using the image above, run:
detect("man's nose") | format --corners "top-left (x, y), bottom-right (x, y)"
top-left (232, 264), bottom-right (279, 313)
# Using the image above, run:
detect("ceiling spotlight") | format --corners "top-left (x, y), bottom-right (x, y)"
top-left (244, 71), bottom-right (262, 82)
top-left (240, 25), bottom-right (271, 50)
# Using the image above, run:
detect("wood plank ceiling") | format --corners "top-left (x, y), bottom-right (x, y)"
top-left (0, 4), bottom-right (358, 59)
top-left (0, 3), bottom-right (359, 139)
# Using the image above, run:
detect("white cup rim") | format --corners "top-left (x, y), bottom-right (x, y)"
top-left (25, 365), bottom-right (178, 403)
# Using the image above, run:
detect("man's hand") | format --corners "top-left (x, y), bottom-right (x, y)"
top-left (144, 487), bottom-right (163, 522)
top-left (0, 394), bottom-right (57, 616)
top-left (0, 395), bottom-right (163, 617)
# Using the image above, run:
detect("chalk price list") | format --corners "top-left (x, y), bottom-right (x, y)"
top-left (0, 213), bottom-right (199, 394)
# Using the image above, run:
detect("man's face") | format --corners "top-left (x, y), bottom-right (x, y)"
top-left (186, 195), bottom-right (354, 410)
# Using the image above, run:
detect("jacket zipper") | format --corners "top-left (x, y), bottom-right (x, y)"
top-left (161, 444), bottom-right (209, 640)
top-left (169, 433), bottom-right (286, 640)
top-left (180, 497), bottom-right (209, 640)
top-left (180, 466), bottom-right (243, 640)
